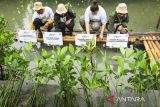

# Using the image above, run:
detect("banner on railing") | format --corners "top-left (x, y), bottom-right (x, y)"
top-left (18, 30), bottom-right (37, 43)
top-left (43, 32), bottom-right (63, 45)
top-left (75, 34), bottom-right (96, 46)
top-left (106, 34), bottom-right (129, 48)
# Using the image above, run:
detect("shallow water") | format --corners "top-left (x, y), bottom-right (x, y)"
top-left (0, 0), bottom-right (160, 32)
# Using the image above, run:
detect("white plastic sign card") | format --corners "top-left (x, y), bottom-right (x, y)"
top-left (107, 42), bottom-right (128, 48)
top-left (106, 34), bottom-right (129, 48)
top-left (43, 32), bottom-right (63, 45)
top-left (18, 30), bottom-right (37, 43)
top-left (107, 34), bottom-right (129, 42)
top-left (75, 34), bottom-right (96, 46)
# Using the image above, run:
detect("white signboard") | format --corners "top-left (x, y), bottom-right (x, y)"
top-left (75, 34), bottom-right (96, 46)
top-left (18, 30), bottom-right (37, 43)
top-left (43, 32), bottom-right (63, 45)
top-left (107, 42), bottom-right (128, 47)
top-left (106, 34), bottom-right (129, 48)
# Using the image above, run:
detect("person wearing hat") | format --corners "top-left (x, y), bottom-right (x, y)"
top-left (79, 0), bottom-right (107, 39)
top-left (54, 4), bottom-right (75, 36)
top-left (31, 2), bottom-right (54, 38)
top-left (107, 3), bottom-right (129, 34)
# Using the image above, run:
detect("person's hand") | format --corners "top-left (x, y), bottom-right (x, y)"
top-left (121, 28), bottom-right (128, 34)
top-left (30, 23), bottom-right (35, 30)
top-left (114, 23), bottom-right (123, 31)
top-left (117, 25), bottom-right (123, 31)
top-left (43, 23), bottom-right (49, 30)
top-left (65, 19), bottom-right (72, 25)
top-left (96, 31), bottom-right (100, 35)
top-left (48, 19), bottom-right (54, 24)
top-left (99, 34), bottom-right (103, 39)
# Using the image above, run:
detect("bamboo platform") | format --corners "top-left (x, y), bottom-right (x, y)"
top-left (142, 35), bottom-right (160, 60)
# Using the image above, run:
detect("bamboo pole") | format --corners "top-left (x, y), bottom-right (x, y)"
top-left (148, 36), bottom-right (160, 59)
top-left (152, 36), bottom-right (160, 51)
top-left (143, 36), bottom-right (155, 60)
top-left (146, 36), bottom-right (158, 59)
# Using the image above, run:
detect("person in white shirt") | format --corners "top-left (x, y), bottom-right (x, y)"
top-left (31, 2), bottom-right (54, 38)
top-left (79, 0), bottom-right (107, 39)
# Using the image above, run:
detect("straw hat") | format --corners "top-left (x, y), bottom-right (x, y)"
top-left (33, 2), bottom-right (44, 11)
top-left (116, 3), bottom-right (128, 14)
top-left (56, 4), bottom-right (67, 14)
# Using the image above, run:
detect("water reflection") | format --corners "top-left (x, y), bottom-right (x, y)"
top-left (23, 1), bottom-right (33, 29)
top-left (0, 0), bottom-right (159, 32)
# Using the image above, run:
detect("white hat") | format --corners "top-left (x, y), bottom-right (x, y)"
top-left (116, 3), bottom-right (128, 14)
top-left (33, 2), bottom-right (44, 11)
top-left (56, 4), bottom-right (67, 14)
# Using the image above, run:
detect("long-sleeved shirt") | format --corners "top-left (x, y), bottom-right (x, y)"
top-left (108, 12), bottom-right (129, 33)
top-left (54, 9), bottom-right (75, 28)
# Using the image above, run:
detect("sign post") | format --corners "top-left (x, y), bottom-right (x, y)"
top-left (75, 34), bottom-right (96, 46)
top-left (106, 34), bottom-right (129, 48)
top-left (43, 32), bottom-right (63, 46)
top-left (18, 30), bottom-right (37, 43)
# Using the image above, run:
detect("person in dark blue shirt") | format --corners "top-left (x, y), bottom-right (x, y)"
top-left (54, 4), bottom-right (75, 36)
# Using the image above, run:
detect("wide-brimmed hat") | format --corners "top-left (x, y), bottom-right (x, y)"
top-left (56, 4), bottom-right (67, 14)
top-left (33, 2), bottom-right (44, 11)
top-left (116, 3), bottom-right (128, 14)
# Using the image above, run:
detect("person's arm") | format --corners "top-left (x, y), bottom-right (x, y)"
top-left (99, 24), bottom-right (106, 38)
top-left (54, 13), bottom-right (61, 28)
top-left (122, 14), bottom-right (129, 27)
top-left (66, 9), bottom-right (75, 25)
top-left (84, 7), bottom-right (90, 34)
top-left (99, 7), bottom-right (107, 38)
top-left (68, 9), bottom-right (76, 20)
top-left (44, 7), bottom-right (54, 29)
top-left (85, 21), bottom-right (90, 34)
top-left (48, 7), bottom-right (54, 24)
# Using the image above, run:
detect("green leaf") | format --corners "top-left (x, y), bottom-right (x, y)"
top-left (69, 44), bottom-right (74, 55)
top-left (150, 59), bottom-right (156, 69)
top-left (139, 59), bottom-right (146, 70)
top-left (128, 62), bottom-right (136, 70)
top-left (38, 60), bottom-right (44, 68)
top-left (59, 46), bottom-right (68, 60)
top-left (126, 50), bottom-right (134, 58)
top-left (63, 55), bottom-right (71, 65)
top-left (34, 56), bottom-right (39, 66)
top-left (41, 49), bottom-right (47, 58)
top-left (27, 42), bottom-right (33, 51)
top-left (112, 55), bottom-right (124, 75)
top-left (91, 37), bottom-right (95, 47)
top-left (96, 49), bottom-right (104, 60)
top-left (120, 48), bottom-right (125, 56)
top-left (95, 71), bottom-right (106, 80)
top-left (75, 47), bottom-right (81, 54)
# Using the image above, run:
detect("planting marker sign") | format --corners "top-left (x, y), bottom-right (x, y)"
top-left (75, 34), bottom-right (96, 46)
top-left (43, 32), bottom-right (63, 45)
top-left (18, 30), bottom-right (37, 43)
top-left (106, 34), bottom-right (129, 48)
